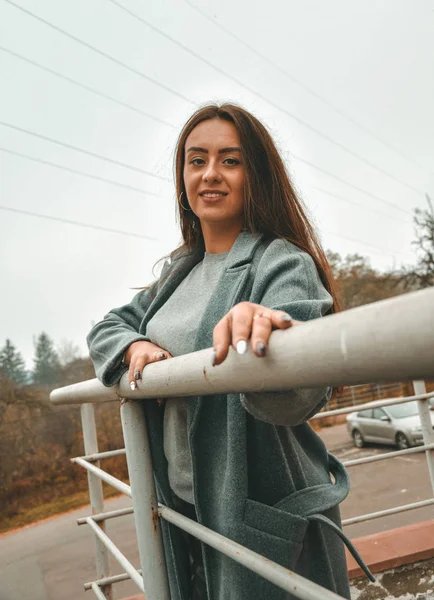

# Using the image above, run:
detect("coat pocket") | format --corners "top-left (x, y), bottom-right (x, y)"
top-left (243, 498), bottom-right (308, 543)
top-left (240, 498), bottom-right (308, 570)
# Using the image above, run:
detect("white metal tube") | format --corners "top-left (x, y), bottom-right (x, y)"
top-left (50, 288), bottom-right (434, 406)
top-left (78, 448), bottom-right (126, 462)
top-left (84, 570), bottom-right (142, 590)
top-left (159, 505), bottom-right (345, 600)
top-left (81, 404), bottom-right (112, 600)
top-left (121, 399), bottom-right (170, 600)
top-left (72, 457), bottom-right (132, 496)
top-left (413, 381), bottom-right (434, 495)
top-left (343, 498), bottom-right (434, 526)
top-left (85, 517), bottom-right (144, 591)
top-left (77, 506), bottom-right (133, 525)
top-left (343, 443), bottom-right (434, 467)
top-left (51, 377), bottom-right (118, 404)
top-left (91, 583), bottom-right (108, 600)
top-left (311, 391), bottom-right (434, 419)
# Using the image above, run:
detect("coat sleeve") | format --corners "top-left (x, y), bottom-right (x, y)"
top-left (87, 262), bottom-right (171, 386)
top-left (241, 239), bottom-right (333, 426)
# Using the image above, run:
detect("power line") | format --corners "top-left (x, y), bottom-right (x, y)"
top-left (0, 204), bottom-right (411, 261)
top-left (183, 0), bottom-right (434, 179)
top-left (0, 45), bottom-right (176, 130)
top-left (324, 230), bottom-right (413, 258)
top-left (3, 6), bottom-right (416, 220)
top-left (4, 0), bottom-right (194, 107)
top-left (313, 187), bottom-right (412, 225)
top-left (106, 0), bottom-right (424, 196)
top-left (290, 153), bottom-right (413, 216)
top-left (0, 120), bottom-right (172, 183)
top-left (0, 147), bottom-right (163, 197)
top-left (0, 204), bottom-right (158, 241)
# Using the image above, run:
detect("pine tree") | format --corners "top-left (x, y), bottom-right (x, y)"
top-left (0, 339), bottom-right (26, 384)
top-left (33, 332), bottom-right (61, 385)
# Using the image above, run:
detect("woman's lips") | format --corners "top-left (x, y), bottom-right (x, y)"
top-left (199, 192), bottom-right (228, 202)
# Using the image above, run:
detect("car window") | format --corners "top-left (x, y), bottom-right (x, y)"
top-left (373, 408), bottom-right (387, 420)
top-left (358, 409), bottom-right (373, 418)
top-left (387, 402), bottom-right (419, 419)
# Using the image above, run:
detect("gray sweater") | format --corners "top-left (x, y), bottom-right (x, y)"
top-left (145, 251), bottom-right (229, 503)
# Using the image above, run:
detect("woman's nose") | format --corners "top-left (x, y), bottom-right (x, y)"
top-left (203, 160), bottom-right (221, 183)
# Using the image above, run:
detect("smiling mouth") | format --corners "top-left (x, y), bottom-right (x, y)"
top-left (199, 191), bottom-right (228, 199)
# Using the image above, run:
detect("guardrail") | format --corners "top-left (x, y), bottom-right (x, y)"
top-left (50, 288), bottom-right (434, 600)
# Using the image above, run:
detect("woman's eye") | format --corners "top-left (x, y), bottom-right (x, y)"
top-left (224, 158), bottom-right (240, 166)
top-left (190, 158), bottom-right (205, 166)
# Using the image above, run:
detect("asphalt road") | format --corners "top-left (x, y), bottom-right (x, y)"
top-left (1, 423), bottom-right (433, 600)
top-left (319, 423), bottom-right (434, 539)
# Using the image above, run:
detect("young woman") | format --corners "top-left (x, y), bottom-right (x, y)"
top-left (87, 104), bottom-right (371, 600)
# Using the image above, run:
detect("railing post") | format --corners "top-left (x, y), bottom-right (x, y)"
top-left (413, 380), bottom-right (434, 495)
top-left (120, 398), bottom-right (170, 600)
top-left (81, 403), bottom-right (112, 600)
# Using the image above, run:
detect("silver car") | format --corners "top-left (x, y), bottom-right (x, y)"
top-left (346, 401), bottom-right (434, 450)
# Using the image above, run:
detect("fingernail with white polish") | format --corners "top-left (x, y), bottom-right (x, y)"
top-left (130, 381), bottom-right (136, 391)
top-left (281, 314), bottom-right (293, 322)
top-left (211, 349), bottom-right (217, 367)
top-left (236, 340), bottom-right (247, 355)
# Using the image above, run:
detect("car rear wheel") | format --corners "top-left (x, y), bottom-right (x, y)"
top-left (396, 432), bottom-right (410, 450)
top-left (352, 429), bottom-right (365, 448)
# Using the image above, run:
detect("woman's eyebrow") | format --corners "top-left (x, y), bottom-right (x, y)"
top-left (186, 146), bottom-right (208, 153)
top-left (218, 147), bottom-right (241, 154)
top-left (185, 146), bottom-right (242, 154)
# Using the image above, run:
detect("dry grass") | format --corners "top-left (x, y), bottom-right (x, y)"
top-left (0, 483), bottom-right (123, 535)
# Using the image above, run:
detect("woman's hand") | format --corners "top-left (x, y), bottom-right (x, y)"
top-left (212, 302), bottom-right (298, 366)
top-left (124, 340), bottom-right (172, 390)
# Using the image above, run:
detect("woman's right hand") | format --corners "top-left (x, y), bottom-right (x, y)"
top-left (124, 340), bottom-right (172, 390)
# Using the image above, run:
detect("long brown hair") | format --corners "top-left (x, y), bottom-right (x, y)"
top-left (172, 103), bottom-right (341, 313)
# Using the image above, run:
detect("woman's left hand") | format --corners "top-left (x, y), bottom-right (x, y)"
top-left (212, 302), bottom-right (299, 366)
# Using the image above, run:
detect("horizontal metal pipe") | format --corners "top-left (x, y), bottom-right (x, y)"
top-left (343, 443), bottom-right (434, 467)
top-left (85, 517), bottom-right (144, 591)
top-left (343, 498), bottom-right (434, 526)
top-left (77, 448), bottom-right (126, 462)
top-left (77, 506), bottom-right (134, 525)
top-left (50, 288), bottom-right (434, 405)
top-left (312, 392), bottom-right (434, 419)
top-left (91, 582), bottom-right (107, 600)
top-left (51, 377), bottom-right (119, 405)
top-left (72, 457), bottom-right (131, 497)
top-left (84, 569), bottom-right (142, 590)
top-left (158, 505), bottom-right (345, 600)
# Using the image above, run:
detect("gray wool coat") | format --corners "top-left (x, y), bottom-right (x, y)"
top-left (87, 231), bottom-right (365, 600)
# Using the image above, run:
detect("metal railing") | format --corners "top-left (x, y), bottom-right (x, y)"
top-left (50, 287), bottom-right (434, 600)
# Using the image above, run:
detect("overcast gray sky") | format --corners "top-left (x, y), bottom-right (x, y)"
top-left (1, 0), bottom-right (433, 368)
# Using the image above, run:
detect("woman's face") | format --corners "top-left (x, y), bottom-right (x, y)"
top-left (183, 119), bottom-right (246, 228)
